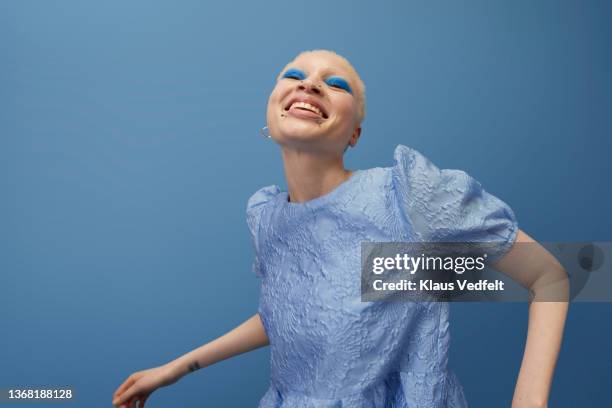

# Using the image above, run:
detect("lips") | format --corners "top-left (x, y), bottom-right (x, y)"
top-left (284, 96), bottom-right (329, 119)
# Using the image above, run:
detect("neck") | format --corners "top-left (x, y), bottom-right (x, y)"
top-left (280, 146), bottom-right (352, 203)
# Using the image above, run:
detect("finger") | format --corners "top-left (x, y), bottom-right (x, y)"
top-left (113, 386), bottom-right (137, 407)
top-left (113, 382), bottom-right (132, 401)
top-left (140, 394), bottom-right (149, 408)
top-left (115, 376), bottom-right (137, 397)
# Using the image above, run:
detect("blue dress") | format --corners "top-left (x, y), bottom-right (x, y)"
top-left (246, 145), bottom-right (518, 407)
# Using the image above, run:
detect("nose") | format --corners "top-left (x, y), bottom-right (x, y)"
top-left (298, 78), bottom-right (323, 94)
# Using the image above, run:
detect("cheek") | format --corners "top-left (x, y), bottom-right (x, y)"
top-left (266, 89), bottom-right (280, 118)
top-left (333, 96), bottom-right (358, 123)
top-left (267, 86), bottom-right (286, 113)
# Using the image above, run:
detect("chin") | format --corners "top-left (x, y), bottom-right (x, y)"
top-left (282, 126), bottom-right (324, 142)
top-left (277, 121), bottom-right (325, 140)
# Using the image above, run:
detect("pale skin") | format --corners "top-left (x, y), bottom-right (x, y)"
top-left (112, 51), bottom-right (569, 408)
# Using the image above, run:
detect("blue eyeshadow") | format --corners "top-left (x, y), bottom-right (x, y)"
top-left (325, 76), bottom-right (353, 94)
top-left (282, 68), bottom-right (306, 80)
top-left (281, 68), bottom-right (353, 94)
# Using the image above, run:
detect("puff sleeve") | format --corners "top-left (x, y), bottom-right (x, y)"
top-left (246, 185), bottom-right (281, 277)
top-left (392, 145), bottom-right (518, 263)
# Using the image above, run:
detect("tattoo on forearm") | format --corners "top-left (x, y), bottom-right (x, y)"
top-left (188, 361), bottom-right (201, 372)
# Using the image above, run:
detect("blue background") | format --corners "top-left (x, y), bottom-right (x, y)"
top-left (1, 0), bottom-right (611, 406)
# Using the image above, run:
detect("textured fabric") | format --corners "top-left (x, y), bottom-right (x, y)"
top-left (246, 145), bottom-right (518, 407)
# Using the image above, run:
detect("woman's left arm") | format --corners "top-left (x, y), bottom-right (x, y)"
top-left (490, 229), bottom-right (570, 408)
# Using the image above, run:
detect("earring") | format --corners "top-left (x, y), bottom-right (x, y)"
top-left (260, 126), bottom-right (272, 139)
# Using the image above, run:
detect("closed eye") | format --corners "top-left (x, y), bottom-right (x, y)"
top-left (325, 76), bottom-right (353, 94)
top-left (282, 68), bottom-right (306, 80)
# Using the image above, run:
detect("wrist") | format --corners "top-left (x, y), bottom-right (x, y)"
top-left (165, 358), bottom-right (188, 381)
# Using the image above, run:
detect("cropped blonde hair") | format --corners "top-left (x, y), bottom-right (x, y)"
top-left (277, 49), bottom-right (366, 125)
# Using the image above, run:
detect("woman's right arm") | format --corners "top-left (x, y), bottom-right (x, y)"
top-left (170, 313), bottom-right (269, 377)
top-left (112, 313), bottom-right (268, 408)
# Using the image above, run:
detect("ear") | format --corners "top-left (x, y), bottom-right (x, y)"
top-left (350, 126), bottom-right (362, 147)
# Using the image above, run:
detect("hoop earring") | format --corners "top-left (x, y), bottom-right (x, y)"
top-left (260, 126), bottom-right (272, 139)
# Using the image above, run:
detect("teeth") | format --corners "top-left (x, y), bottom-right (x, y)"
top-left (290, 101), bottom-right (323, 116)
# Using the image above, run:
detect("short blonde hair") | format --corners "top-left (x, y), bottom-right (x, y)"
top-left (276, 49), bottom-right (366, 125)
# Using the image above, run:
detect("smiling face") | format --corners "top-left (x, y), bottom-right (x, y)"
top-left (266, 50), bottom-right (364, 155)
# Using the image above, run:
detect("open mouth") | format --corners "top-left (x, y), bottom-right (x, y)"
top-left (284, 99), bottom-right (329, 120)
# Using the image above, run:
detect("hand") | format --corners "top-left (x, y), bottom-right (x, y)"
top-left (112, 363), bottom-right (179, 408)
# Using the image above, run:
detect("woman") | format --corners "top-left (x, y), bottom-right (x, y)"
top-left (113, 49), bottom-right (569, 408)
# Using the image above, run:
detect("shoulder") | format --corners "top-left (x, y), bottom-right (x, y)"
top-left (390, 144), bottom-right (456, 178)
top-left (389, 144), bottom-right (483, 226)
top-left (392, 144), bottom-right (422, 169)
top-left (389, 144), bottom-right (518, 244)
top-left (391, 144), bottom-right (439, 181)
top-left (246, 184), bottom-right (281, 238)
top-left (247, 185), bottom-right (282, 214)
top-left (392, 144), bottom-right (444, 193)
top-left (390, 144), bottom-right (473, 192)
